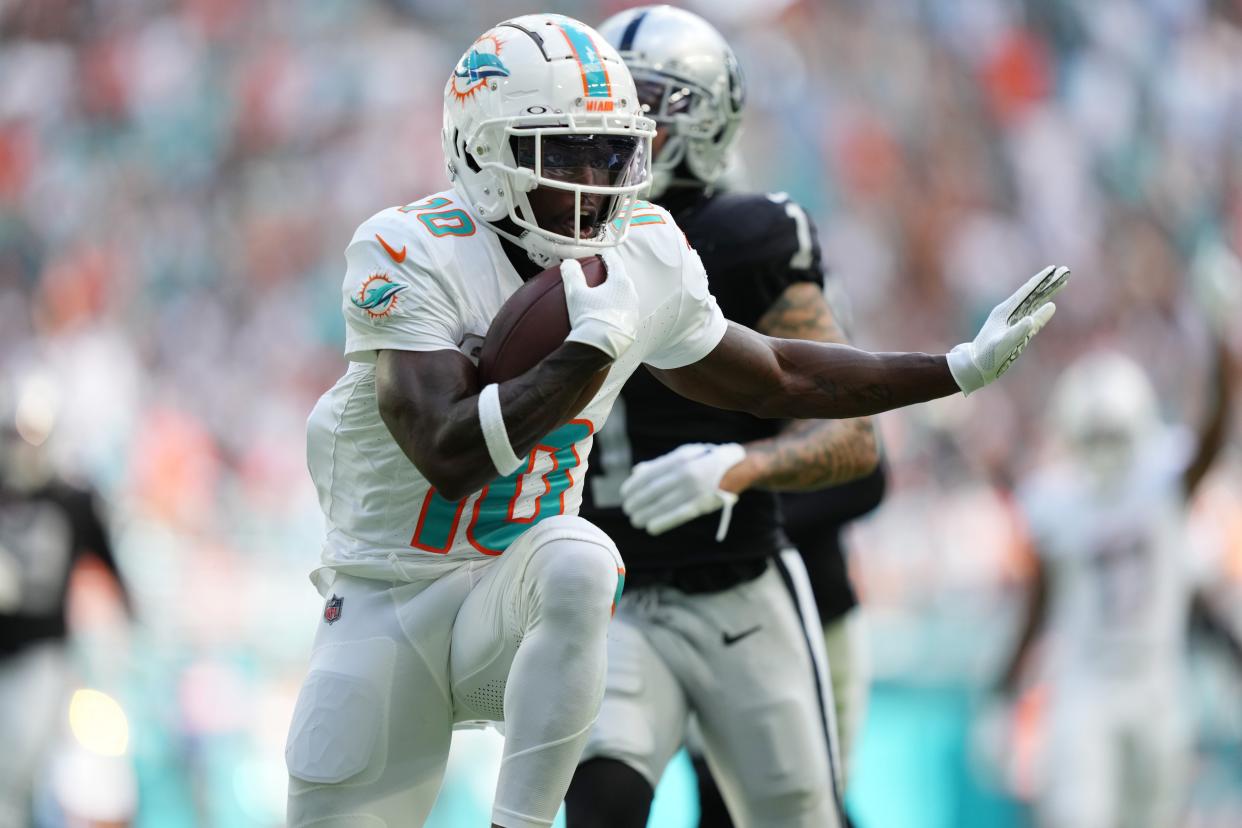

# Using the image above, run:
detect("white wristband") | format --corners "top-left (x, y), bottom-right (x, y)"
top-left (478, 384), bottom-right (523, 476)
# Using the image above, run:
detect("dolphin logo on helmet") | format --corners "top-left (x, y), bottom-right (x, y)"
top-left (451, 34), bottom-right (510, 103)
top-left (454, 51), bottom-right (509, 84)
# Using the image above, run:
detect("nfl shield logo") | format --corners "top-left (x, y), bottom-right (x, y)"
top-left (324, 594), bottom-right (344, 625)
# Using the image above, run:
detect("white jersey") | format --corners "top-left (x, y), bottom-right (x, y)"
top-left (1018, 429), bottom-right (1194, 681)
top-left (306, 189), bottom-right (727, 582)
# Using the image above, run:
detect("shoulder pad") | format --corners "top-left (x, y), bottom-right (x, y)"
top-left (348, 190), bottom-right (470, 269)
top-left (617, 201), bottom-right (688, 267)
top-left (687, 191), bottom-right (819, 271)
top-left (352, 207), bottom-right (412, 245)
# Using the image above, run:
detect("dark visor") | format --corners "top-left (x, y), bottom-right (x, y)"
top-left (635, 78), bottom-right (696, 120)
top-left (510, 134), bottom-right (642, 185)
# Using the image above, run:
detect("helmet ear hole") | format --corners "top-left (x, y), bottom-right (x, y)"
top-left (464, 149), bottom-right (481, 173)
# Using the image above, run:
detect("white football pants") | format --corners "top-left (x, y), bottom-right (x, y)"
top-left (822, 607), bottom-right (869, 784)
top-left (1037, 676), bottom-right (1190, 828)
top-left (286, 515), bottom-right (624, 828)
top-left (0, 642), bottom-right (68, 826)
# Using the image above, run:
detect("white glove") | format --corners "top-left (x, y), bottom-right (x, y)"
top-left (620, 442), bottom-right (748, 540)
top-left (947, 265), bottom-right (1069, 395)
top-left (562, 248), bottom-right (640, 361)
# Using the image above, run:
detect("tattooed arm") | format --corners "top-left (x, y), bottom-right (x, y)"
top-left (714, 282), bottom-right (878, 492)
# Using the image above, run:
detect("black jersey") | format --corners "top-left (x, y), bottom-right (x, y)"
top-left (581, 188), bottom-right (824, 588)
top-left (0, 482), bottom-right (122, 656)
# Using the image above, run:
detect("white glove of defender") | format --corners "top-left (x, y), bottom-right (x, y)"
top-left (947, 265), bottom-right (1070, 395)
top-left (620, 442), bottom-right (748, 540)
top-left (562, 248), bottom-right (640, 361)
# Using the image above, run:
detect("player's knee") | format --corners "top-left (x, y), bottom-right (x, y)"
top-left (535, 543), bottom-right (617, 625)
top-left (527, 528), bottom-right (621, 629)
top-left (565, 758), bottom-right (654, 828)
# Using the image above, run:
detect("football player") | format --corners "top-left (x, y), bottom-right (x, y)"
top-left (998, 282), bottom-right (1235, 828)
top-left (567, 7), bottom-right (879, 827)
top-left (285, 13), bottom-right (1067, 828)
top-left (0, 371), bottom-right (131, 824)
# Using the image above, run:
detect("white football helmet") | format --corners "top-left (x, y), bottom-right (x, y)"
top-left (1050, 351), bottom-right (1161, 485)
top-left (597, 5), bottom-right (744, 198)
top-left (442, 14), bottom-right (656, 265)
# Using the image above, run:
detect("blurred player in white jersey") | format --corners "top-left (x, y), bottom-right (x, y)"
top-left (998, 273), bottom-right (1237, 828)
top-left (284, 12), bottom-right (1067, 827)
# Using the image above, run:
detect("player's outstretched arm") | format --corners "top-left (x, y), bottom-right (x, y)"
top-left (1183, 252), bottom-right (1239, 497)
top-left (996, 553), bottom-right (1049, 695)
top-left (1190, 591), bottom-right (1242, 672)
top-left (1183, 336), bottom-right (1233, 498)
top-left (650, 266), bottom-right (1069, 420)
top-left (621, 282), bottom-right (879, 537)
top-left (649, 321), bottom-right (956, 418)
top-left (78, 488), bottom-right (135, 618)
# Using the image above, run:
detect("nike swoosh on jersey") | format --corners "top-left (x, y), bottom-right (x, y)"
top-left (721, 625), bottom-right (762, 646)
top-left (375, 233), bottom-right (407, 263)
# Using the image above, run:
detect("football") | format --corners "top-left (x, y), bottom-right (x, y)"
top-left (477, 256), bottom-right (610, 416)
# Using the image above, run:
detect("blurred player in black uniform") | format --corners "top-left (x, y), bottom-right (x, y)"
top-left (567, 8), bottom-right (882, 827)
top-left (0, 372), bottom-right (131, 823)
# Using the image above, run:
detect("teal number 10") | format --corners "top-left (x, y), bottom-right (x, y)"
top-left (410, 420), bottom-right (594, 555)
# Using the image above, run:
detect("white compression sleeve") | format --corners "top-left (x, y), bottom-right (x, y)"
top-left (479, 383), bottom-right (524, 476)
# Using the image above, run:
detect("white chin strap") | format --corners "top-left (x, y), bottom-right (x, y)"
top-left (522, 232), bottom-right (601, 268)
top-left (486, 217), bottom-right (609, 269)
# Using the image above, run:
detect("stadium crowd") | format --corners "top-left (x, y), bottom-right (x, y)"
top-left (1, 0), bottom-right (1239, 824)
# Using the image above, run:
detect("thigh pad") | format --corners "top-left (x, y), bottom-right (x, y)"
top-left (286, 638), bottom-right (395, 785)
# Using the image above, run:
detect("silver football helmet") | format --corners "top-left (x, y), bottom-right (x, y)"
top-left (598, 5), bottom-right (744, 198)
